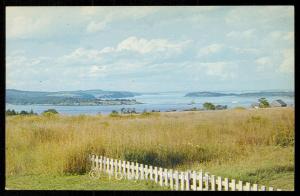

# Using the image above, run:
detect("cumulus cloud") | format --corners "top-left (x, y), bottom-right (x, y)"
top-left (198, 43), bottom-right (223, 56)
top-left (202, 62), bottom-right (237, 79)
top-left (115, 36), bottom-right (191, 54)
top-left (255, 57), bottom-right (273, 72)
top-left (86, 21), bottom-right (107, 33)
top-left (279, 48), bottom-right (294, 73)
top-left (226, 29), bottom-right (256, 39)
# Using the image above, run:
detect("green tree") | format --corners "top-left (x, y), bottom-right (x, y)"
top-left (203, 102), bottom-right (216, 110)
top-left (20, 110), bottom-right (29, 115)
top-left (6, 109), bottom-right (17, 116)
top-left (42, 109), bottom-right (59, 116)
top-left (109, 110), bottom-right (119, 117)
top-left (258, 98), bottom-right (270, 108)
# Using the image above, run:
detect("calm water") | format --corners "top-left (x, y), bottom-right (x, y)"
top-left (5, 92), bottom-right (294, 115)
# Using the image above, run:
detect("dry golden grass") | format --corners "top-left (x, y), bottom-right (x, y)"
top-left (6, 107), bottom-right (294, 189)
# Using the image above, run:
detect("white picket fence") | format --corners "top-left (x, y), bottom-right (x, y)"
top-left (88, 154), bottom-right (282, 191)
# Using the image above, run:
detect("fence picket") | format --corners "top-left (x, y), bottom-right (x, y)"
top-left (144, 165), bottom-right (148, 180)
top-left (179, 172), bottom-right (184, 190)
top-left (261, 186), bottom-right (266, 191)
top-left (224, 178), bottom-right (229, 191)
top-left (169, 169), bottom-right (174, 190)
top-left (103, 157), bottom-right (106, 172)
top-left (164, 169), bottom-right (168, 186)
top-left (185, 171), bottom-right (190, 190)
top-left (154, 167), bottom-right (158, 183)
top-left (197, 171), bottom-right (203, 191)
top-left (211, 175), bottom-right (216, 191)
top-left (95, 155), bottom-right (99, 169)
top-left (230, 179), bottom-right (236, 191)
top-left (149, 166), bottom-right (153, 181)
top-left (159, 168), bottom-right (163, 186)
top-left (174, 171), bottom-right (179, 190)
top-left (244, 182), bottom-right (251, 191)
top-left (140, 164), bottom-right (144, 180)
top-left (192, 171), bottom-right (197, 191)
top-left (269, 187), bottom-right (274, 191)
top-left (217, 176), bottom-right (222, 191)
top-left (99, 156), bottom-right (103, 171)
top-left (252, 184), bottom-right (258, 191)
top-left (204, 173), bottom-right (209, 190)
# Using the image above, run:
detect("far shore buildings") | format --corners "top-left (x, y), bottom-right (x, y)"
top-left (271, 99), bottom-right (287, 107)
top-left (251, 99), bottom-right (287, 108)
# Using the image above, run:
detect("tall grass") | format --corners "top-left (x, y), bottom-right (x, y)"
top-left (6, 108), bottom-right (294, 188)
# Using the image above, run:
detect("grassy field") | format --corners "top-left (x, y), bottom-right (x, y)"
top-left (6, 107), bottom-right (294, 190)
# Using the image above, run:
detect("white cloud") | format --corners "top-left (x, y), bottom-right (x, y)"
top-left (115, 36), bottom-right (191, 54)
top-left (86, 21), bottom-right (107, 33)
top-left (283, 32), bottom-right (294, 41)
top-left (255, 57), bottom-right (273, 72)
top-left (192, 61), bottom-right (237, 79)
top-left (225, 6), bottom-right (294, 25)
top-left (279, 48), bottom-right (294, 73)
top-left (226, 29), bottom-right (256, 39)
top-left (6, 14), bottom-right (51, 39)
top-left (83, 7), bottom-right (160, 33)
top-left (198, 43), bottom-right (223, 56)
top-left (230, 47), bottom-right (260, 55)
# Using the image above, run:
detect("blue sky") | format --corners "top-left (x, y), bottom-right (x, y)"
top-left (6, 6), bottom-right (294, 92)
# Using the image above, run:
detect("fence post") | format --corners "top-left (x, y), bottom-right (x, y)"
top-left (174, 171), bottom-right (179, 191)
top-left (140, 164), bottom-right (144, 180)
top-left (230, 179), bottom-right (236, 191)
top-left (217, 176), bottom-right (222, 191)
top-left (197, 171), bottom-right (203, 191)
top-left (154, 167), bottom-right (158, 183)
top-left (211, 175), bottom-right (216, 191)
top-left (164, 169), bottom-right (169, 187)
top-left (169, 169), bottom-right (174, 190)
top-left (224, 178), bottom-right (229, 191)
top-left (261, 186), bottom-right (266, 191)
top-left (185, 171), bottom-right (190, 190)
top-left (144, 165), bottom-right (148, 180)
top-left (159, 168), bottom-right (163, 186)
top-left (180, 172), bottom-right (185, 190)
top-left (192, 171), bottom-right (197, 191)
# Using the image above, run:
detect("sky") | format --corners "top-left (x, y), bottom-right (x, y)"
top-left (6, 6), bottom-right (294, 92)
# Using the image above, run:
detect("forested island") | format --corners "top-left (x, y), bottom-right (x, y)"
top-left (6, 89), bottom-right (142, 106)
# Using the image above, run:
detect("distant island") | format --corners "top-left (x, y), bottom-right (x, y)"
top-left (185, 91), bottom-right (294, 97)
top-left (6, 89), bottom-right (142, 106)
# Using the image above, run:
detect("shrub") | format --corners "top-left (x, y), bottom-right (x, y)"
top-left (258, 98), bottom-right (270, 108)
top-left (42, 109), bottom-right (59, 116)
top-left (203, 102), bottom-right (215, 110)
top-left (109, 110), bottom-right (119, 117)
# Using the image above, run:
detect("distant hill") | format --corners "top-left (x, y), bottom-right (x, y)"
top-left (185, 91), bottom-right (294, 97)
top-left (6, 89), bottom-right (141, 105)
